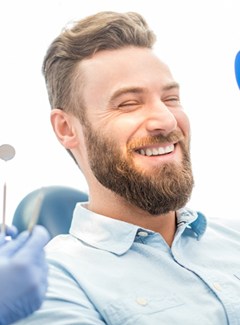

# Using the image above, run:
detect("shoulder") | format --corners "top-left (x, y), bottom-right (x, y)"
top-left (200, 217), bottom-right (240, 254)
top-left (208, 217), bottom-right (240, 232)
top-left (207, 217), bottom-right (240, 235)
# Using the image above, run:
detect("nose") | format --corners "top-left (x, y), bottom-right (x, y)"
top-left (144, 101), bottom-right (178, 136)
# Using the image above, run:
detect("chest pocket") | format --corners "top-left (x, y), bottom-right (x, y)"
top-left (102, 293), bottom-right (185, 325)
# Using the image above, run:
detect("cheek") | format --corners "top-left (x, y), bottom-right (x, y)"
top-left (105, 114), bottom-right (143, 141)
top-left (175, 110), bottom-right (191, 137)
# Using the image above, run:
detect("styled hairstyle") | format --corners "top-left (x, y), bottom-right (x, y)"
top-left (42, 11), bottom-right (156, 119)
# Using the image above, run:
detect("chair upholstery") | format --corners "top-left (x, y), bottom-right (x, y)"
top-left (12, 186), bottom-right (88, 238)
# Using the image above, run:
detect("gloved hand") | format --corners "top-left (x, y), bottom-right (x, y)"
top-left (0, 225), bottom-right (18, 245)
top-left (0, 225), bottom-right (50, 325)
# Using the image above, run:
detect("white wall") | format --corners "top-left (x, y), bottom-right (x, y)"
top-left (0, 0), bottom-right (240, 224)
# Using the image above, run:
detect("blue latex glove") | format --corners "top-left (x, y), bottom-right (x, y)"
top-left (0, 225), bottom-right (50, 325)
top-left (0, 225), bottom-right (18, 245)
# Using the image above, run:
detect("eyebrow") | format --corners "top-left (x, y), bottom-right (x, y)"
top-left (109, 87), bottom-right (144, 104)
top-left (109, 82), bottom-right (180, 104)
top-left (162, 81), bottom-right (180, 91)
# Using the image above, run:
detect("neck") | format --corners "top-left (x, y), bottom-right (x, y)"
top-left (88, 186), bottom-right (177, 246)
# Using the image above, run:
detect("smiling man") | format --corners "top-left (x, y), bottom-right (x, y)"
top-left (69, 46), bottom-right (194, 245)
top-left (16, 11), bottom-right (240, 325)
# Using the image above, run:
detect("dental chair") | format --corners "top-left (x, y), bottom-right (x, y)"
top-left (12, 185), bottom-right (88, 239)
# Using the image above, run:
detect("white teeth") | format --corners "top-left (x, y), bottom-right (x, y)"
top-left (138, 144), bottom-right (174, 156)
top-left (165, 145), bottom-right (173, 154)
top-left (146, 149), bottom-right (152, 156)
top-left (152, 148), bottom-right (159, 156)
top-left (158, 147), bottom-right (165, 155)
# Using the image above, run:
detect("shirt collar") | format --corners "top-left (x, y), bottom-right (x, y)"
top-left (176, 208), bottom-right (207, 240)
top-left (70, 203), bottom-right (139, 255)
top-left (69, 203), bottom-right (207, 255)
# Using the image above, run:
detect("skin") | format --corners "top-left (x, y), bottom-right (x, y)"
top-left (51, 46), bottom-right (191, 246)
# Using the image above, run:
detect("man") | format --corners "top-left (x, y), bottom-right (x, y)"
top-left (16, 11), bottom-right (240, 324)
top-left (0, 225), bottom-right (49, 325)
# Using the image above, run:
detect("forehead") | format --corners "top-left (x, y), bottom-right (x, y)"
top-left (79, 47), bottom-right (176, 103)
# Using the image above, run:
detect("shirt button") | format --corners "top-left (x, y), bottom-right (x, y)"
top-left (138, 231), bottom-right (148, 237)
top-left (213, 282), bottom-right (222, 291)
top-left (136, 297), bottom-right (148, 306)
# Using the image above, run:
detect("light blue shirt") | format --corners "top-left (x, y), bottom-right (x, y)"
top-left (15, 203), bottom-right (240, 325)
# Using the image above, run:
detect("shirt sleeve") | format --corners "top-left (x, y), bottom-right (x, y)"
top-left (14, 258), bottom-right (106, 325)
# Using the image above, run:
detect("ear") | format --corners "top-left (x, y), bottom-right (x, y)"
top-left (50, 109), bottom-right (79, 149)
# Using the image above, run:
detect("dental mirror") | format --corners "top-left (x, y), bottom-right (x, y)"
top-left (0, 144), bottom-right (16, 161)
top-left (0, 144), bottom-right (16, 233)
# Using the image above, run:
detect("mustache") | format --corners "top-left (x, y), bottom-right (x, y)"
top-left (127, 130), bottom-right (185, 151)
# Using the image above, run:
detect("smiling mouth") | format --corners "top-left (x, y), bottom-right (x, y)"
top-left (135, 144), bottom-right (175, 157)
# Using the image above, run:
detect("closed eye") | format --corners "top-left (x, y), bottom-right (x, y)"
top-left (118, 101), bottom-right (141, 110)
top-left (119, 101), bottom-right (138, 106)
top-left (164, 96), bottom-right (181, 106)
top-left (165, 96), bottom-right (180, 102)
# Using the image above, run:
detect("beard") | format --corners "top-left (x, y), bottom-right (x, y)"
top-left (83, 123), bottom-right (194, 215)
